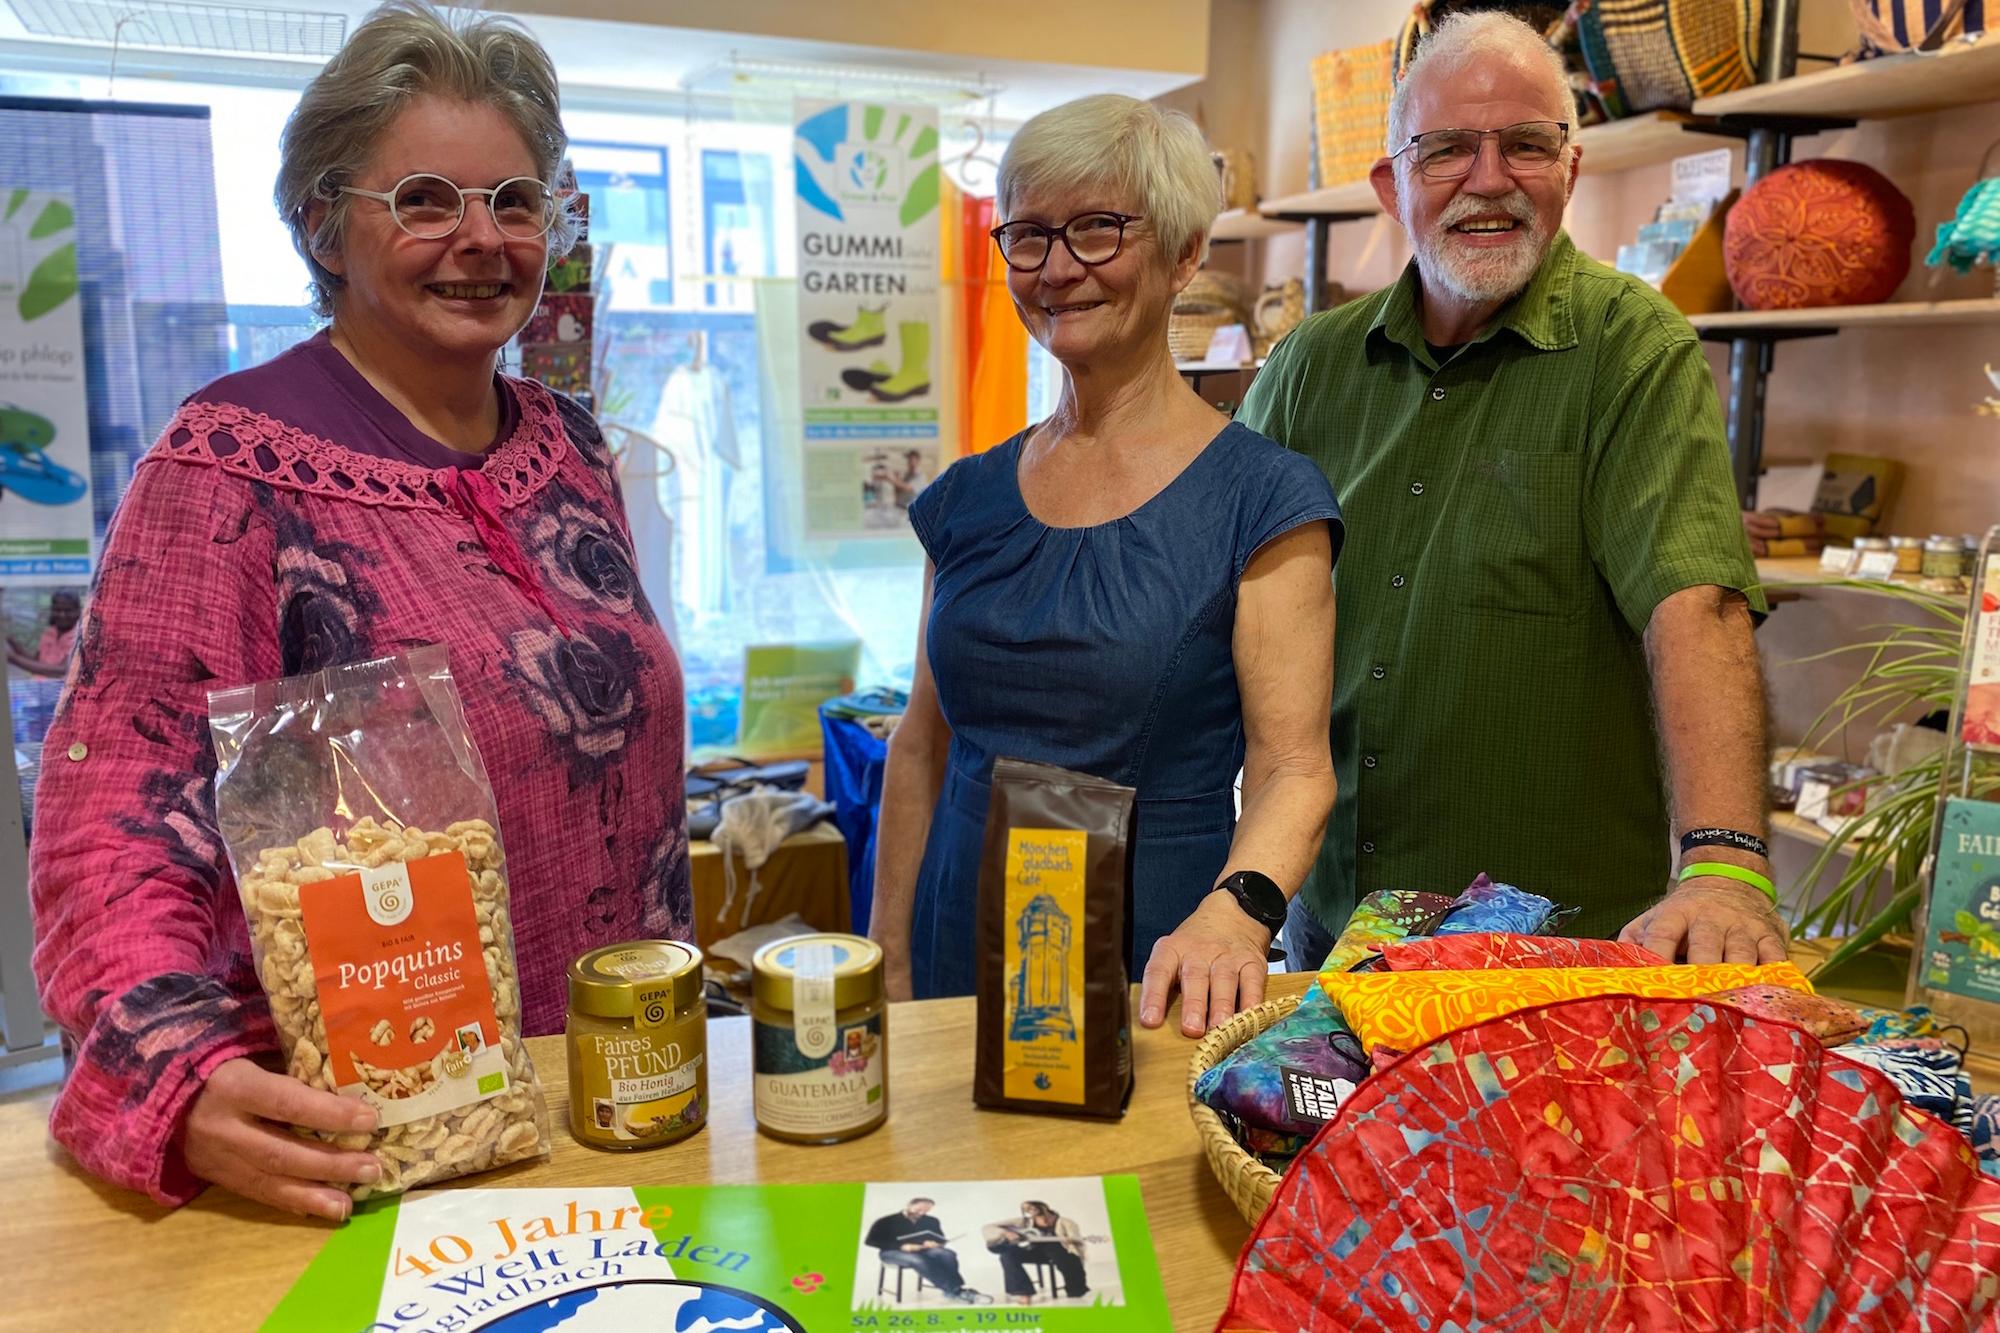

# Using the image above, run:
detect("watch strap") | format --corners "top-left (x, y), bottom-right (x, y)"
top-left (1218, 869), bottom-right (1288, 933)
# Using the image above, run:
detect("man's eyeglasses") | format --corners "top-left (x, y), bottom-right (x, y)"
top-left (990, 211), bottom-right (1142, 273)
top-left (337, 173), bottom-right (558, 241)
top-left (1393, 121), bottom-right (1570, 180)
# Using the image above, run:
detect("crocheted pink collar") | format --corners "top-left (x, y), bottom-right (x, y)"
top-left (157, 375), bottom-right (571, 513)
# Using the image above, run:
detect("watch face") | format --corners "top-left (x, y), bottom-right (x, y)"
top-left (1228, 873), bottom-right (1287, 928)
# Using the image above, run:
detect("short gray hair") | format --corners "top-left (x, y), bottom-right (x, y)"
top-left (997, 94), bottom-right (1221, 268)
top-left (275, 0), bottom-right (577, 317)
top-left (1386, 12), bottom-right (1577, 158)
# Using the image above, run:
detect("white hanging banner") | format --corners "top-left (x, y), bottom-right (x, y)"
top-left (0, 187), bottom-right (93, 584)
top-left (791, 100), bottom-right (942, 540)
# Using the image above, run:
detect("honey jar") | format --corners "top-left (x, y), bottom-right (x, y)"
top-left (566, 940), bottom-right (707, 1151)
top-left (1890, 535), bottom-right (1924, 575)
top-left (751, 933), bottom-right (887, 1144)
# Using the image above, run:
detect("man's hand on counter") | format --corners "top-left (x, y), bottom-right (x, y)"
top-left (182, 1058), bottom-right (383, 1222)
top-left (1139, 889), bottom-right (1273, 1038)
top-left (1618, 879), bottom-right (1789, 965)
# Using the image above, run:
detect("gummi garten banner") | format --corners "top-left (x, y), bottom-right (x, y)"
top-left (792, 99), bottom-right (942, 541)
top-left (262, 1177), bottom-right (1169, 1331)
top-left (0, 187), bottom-right (93, 584)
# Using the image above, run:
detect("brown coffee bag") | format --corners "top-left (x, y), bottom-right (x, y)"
top-left (973, 757), bottom-right (1135, 1118)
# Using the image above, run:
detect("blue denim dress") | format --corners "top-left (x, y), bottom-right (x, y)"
top-left (904, 422), bottom-right (1343, 998)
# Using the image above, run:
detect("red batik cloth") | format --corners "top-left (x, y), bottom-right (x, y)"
top-left (1222, 996), bottom-right (2000, 1332)
top-left (30, 379), bottom-right (690, 1206)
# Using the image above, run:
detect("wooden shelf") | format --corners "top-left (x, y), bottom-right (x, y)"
top-left (1575, 110), bottom-right (1734, 173)
top-left (1773, 809), bottom-right (1879, 854)
top-left (1210, 208), bottom-right (1300, 241)
top-left (1756, 556), bottom-right (1830, 586)
top-left (1692, 298), bottom-right (2000, 336)
top-left (1258, 112), bottom-right (1733, 218)
top-left (1754, 556), bottom-right (1963, 589)
top-left (1695, 33), bottom-right (2000, 120)
top-left (1175, 358), bottom-right (1264, 375)
top-left (1260, 178), bottom-right (1380, 220)
top-left (1773, 810), bottom-right (1840, 848)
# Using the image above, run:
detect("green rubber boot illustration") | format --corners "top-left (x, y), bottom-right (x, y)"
top-left (841, 360), bottom-right (893, 392)
top-left (807, 305), bottom-right (887, 351)
top-left (867, 322), bottom-right (931, 403)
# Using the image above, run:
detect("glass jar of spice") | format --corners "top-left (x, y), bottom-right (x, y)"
top-left (751, 933), bottom-right (887, 1145)
top-left (1923, 536), bottom-right (1966, 580)
top-left (566, 940), bottom-right (708, 1151)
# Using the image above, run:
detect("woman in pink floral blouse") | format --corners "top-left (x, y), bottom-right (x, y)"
top-left (28, 2), bottom-right (689, 1221)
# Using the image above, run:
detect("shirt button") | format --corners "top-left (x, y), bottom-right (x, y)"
top-left (1391, 575), bottom-right (1406, 589)
top-left (67, 742), bottom-right (87, 762)
top-left (1410, 482), bottom-right (1425, 496)
top-left (1364, 755), bottom-right (1378, 769)
top-left (1430, 387), bottom-right (1446, 401)
top-left (1371, 665), bottom-right (1386, 680)
top-left (1361, 841), bottom-right (1376, 854)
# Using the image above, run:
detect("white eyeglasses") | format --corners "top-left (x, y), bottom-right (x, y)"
top-left (336, 173), bottom-right (557, 241)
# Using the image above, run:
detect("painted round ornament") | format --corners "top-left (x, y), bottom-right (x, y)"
top-left (1724, 158), bottom-right (1915, 310)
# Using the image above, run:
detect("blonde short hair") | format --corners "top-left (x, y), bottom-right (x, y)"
top-left (997, 94), bottom-right (1221, 267)
top-left (275, 0), bottom-right (577, 316)
top-left (1386, 12), bottom-right (1577, 158)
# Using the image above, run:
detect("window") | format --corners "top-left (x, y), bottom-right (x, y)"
top-left (0, 78), bottom-right (936, 757)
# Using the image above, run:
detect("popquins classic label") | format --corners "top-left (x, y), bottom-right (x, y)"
top-left (299, 850), bottom-right (509, 1125)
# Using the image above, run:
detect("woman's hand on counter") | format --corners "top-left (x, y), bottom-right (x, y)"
top-left (182, 1058), bottom-right (383, 1222)
top-left (1139, 890), bottom-right (1273, 1038)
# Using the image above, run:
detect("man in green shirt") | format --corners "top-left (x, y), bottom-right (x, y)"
top-left (1238, 11), bottom-right (1786, 965)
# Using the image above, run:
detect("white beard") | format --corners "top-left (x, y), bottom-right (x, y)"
top-left (1411, 186), bottom-right (1550, 305)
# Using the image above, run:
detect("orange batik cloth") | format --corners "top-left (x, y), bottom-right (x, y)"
top-left (1319, 961), bottom-right (1815, 1054)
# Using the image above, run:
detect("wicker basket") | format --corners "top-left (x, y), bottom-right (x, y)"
top-left (1171, 270), bottom-right (1251, 361)
top-left (1186, 992), bottom-right (1301, 1225)
top-left (1182, 270), bottom-right (1249, 311)
top-left (1168, 306), bottom-right (1238, 361)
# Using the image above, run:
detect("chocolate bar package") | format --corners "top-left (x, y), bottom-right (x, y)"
top-left (974, 757), bottom-right (1135, 1119)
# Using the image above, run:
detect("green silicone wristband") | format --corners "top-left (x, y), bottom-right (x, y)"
top-left (1679, 860), bottom-right (1777, 903)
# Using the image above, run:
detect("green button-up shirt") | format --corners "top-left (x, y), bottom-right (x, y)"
top-left (1238, 231), bottom-right (1762, 940)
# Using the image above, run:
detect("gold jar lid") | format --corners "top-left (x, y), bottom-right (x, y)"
top-left (752, 933), bottom-right (882, 1012)
top-left (569, 940), bottom-right (704, 1019)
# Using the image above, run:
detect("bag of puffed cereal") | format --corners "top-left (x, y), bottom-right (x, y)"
top-left (208, 645), bottom-right (552, 1200)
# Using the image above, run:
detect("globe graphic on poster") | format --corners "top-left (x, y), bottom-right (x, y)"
top-left (478, 1278), bottom-right (804, 1332)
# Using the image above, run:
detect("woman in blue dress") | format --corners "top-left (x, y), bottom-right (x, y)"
top-left (870, 94), bottom-right (1344, 1037)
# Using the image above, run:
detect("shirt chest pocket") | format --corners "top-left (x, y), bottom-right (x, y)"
top-left (1450, 449), bottom-right (1587, 618)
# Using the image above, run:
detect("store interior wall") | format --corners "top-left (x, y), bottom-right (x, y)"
top-left (1166, 0), bottom-right (2000, 914)
top-left (498, 0), bottom-right (1213, 80)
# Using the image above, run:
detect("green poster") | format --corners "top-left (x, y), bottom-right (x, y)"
top-left (261, 1177), bottom-right (1170, 1330)
top-left (1918, 796), bottom-right (2000, 1002)
top-left (739, 640), bottom-right (861, 756)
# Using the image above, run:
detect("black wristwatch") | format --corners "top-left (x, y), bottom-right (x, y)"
top-left (1216, 870), bottom-right (1289, 936)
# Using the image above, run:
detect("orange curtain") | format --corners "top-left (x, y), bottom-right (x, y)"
top-left (959, 192), bottom-right (1028, 456)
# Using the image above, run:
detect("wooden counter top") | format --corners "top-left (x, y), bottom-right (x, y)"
top-left (6, 947), bottom-right (1993, 1331)
top-left (1, 975), bottom-right (1309, 1331)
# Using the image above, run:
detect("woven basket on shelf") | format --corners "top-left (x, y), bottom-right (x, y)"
top-left (1186, 992), bottom-right (1301, 1225)
top-left (1170, 270), bottom-right (1251, 361)
top-left (1182, 269), bottom-right (1249, 311)
top-left (1168, 307), bottom-right (1238, 361)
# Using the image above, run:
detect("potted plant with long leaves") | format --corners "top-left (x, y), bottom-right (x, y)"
top-left (1776, 579), bottom-right (2000, 979)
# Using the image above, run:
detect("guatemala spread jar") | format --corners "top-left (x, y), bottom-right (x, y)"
top-left (566, 940), bottom-right (707, 1151)
top-left (751, 932), bottom-right (887, 1144)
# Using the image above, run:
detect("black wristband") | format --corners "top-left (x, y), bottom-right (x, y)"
top-left (1678, 827), bottom-right (1769, 860)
